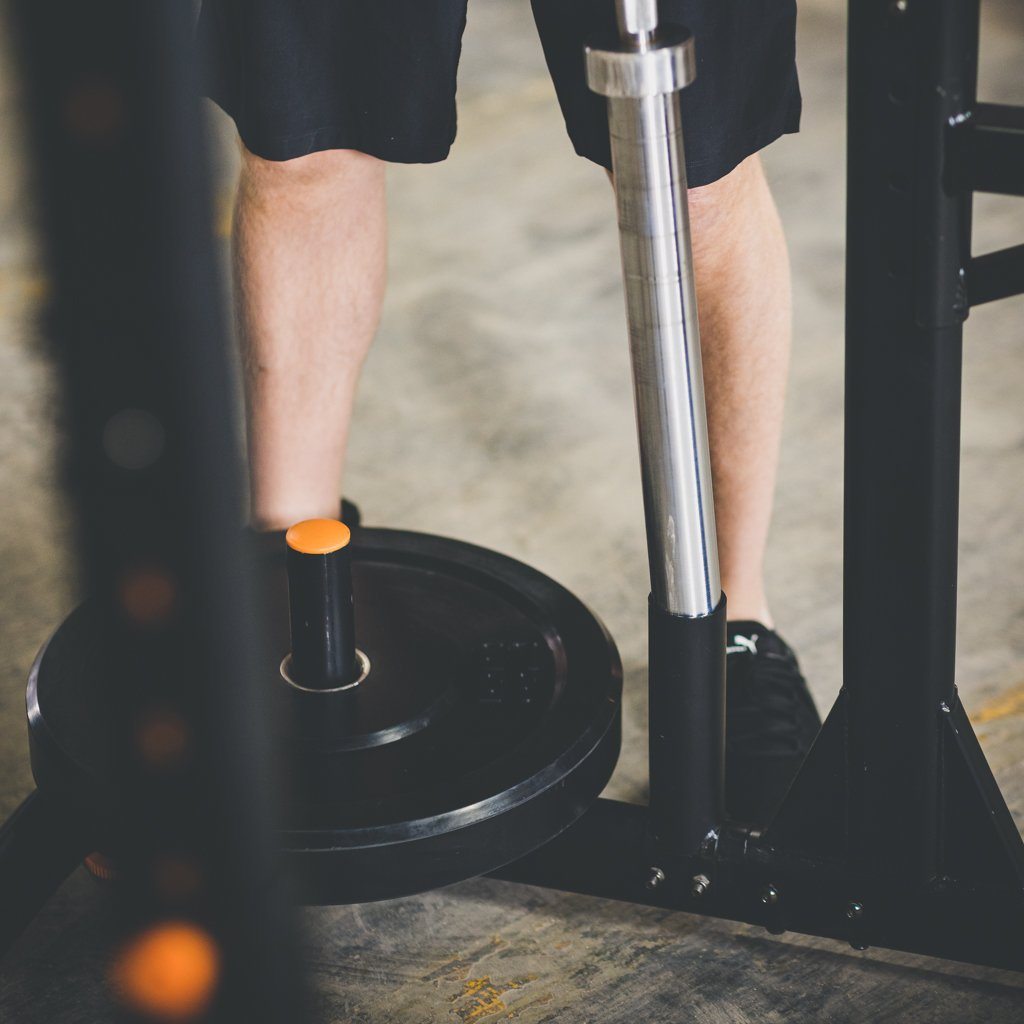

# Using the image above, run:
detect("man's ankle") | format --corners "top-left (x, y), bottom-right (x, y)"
top-left (722, 592), bottom-right (773, 630)
top-left (250, 505), bottom-right (340, 533)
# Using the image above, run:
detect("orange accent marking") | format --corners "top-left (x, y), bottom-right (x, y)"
top-left (971, 680), bottom-right (1024, 726)
top-left (285, 518), bottom-right (351, 555)
top-left (111, 922), bottom-right (220, 1021)
top-left (84, 851), bottom-right (119, 882)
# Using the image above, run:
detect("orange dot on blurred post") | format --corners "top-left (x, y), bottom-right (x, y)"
top-left (119, 565), bottom-right (177, 626)
top-left (153, 855), bottom-right (205, 901)
top-left (135, 709), bottom-right (190, 769)
top-left (111, 922), bottom-right (220, 1021)
top-left (65, 79), bottom-right (125, 142)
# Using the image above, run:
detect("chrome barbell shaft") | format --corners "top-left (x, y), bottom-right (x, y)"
top-left (587, 24), bottom-right (720, 617)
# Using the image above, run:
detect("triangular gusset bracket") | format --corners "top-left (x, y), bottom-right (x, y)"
top-left (763, 688), bottom-right (1024, 898)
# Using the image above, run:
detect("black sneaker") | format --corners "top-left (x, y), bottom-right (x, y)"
top-left (339, 498), bottom-right (362, 529)
top-left (250, 499), bottom-right (362, 546)
top-left (725, 621), bottom-right (821, 827)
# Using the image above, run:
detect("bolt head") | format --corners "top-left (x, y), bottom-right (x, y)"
top-left (690, 873), bottom-right (711, 898)
top-left (645, 867), bottom-right (666, 891)
top-left (760, 885), bottom-right (779, 906)
top-left (846, 900), bottom-right (864, 920)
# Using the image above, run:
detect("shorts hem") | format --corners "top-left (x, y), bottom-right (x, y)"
top-left (571, 109), bottom-right (802, 188)
top-left (205, 97), bottom-right (455, 165)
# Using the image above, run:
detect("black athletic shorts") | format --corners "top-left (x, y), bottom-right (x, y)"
top-left (197, 1), bottom-right (800, 188)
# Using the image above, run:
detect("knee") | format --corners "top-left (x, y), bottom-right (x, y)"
top-left (687, 154), bottom-right (765, 253)
top-left (238, 145), bottom-right (384, 201)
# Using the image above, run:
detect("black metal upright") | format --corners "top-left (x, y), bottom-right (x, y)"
top-left (844, 0), bottom-right (977, 882)
top-left (841, 0), bottom-right (1024, 898)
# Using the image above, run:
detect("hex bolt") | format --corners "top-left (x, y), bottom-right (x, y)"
top-left (645, 867), bottom-right (666, 891)
top-left (760, 884), bottom-right (780, 907)
top-left (690, 873), bottom-right (711, 898)
top-left (846, 900), bottom-right (868, 950)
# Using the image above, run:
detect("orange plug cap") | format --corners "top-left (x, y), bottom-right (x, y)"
top-left (285, 518), bottom-right (351, 555)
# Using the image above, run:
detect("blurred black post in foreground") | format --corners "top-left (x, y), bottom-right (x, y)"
top-left (8, 2), bottom-right (306, 1019)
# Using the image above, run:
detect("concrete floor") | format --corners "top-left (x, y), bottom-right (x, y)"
top-left (3, 0), bottom-right (1024, 1020)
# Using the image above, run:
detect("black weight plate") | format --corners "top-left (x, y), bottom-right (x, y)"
top-left (27, 528), bottom-right (622, 903)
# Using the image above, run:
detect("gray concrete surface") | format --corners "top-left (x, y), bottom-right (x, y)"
top-left (2, 1), bottom-right (1024, 1021)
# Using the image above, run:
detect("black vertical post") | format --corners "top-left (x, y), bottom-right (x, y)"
top-left (11, 2), bottom-right (305, 1019)
top-left (844, 0), bottom-right (979, 881)
top-left (286, 524), bottom-right (359, 689)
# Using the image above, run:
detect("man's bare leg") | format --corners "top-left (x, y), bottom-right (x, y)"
top-left (233, 142), bottom-right (787, 618)
top-left (688, 154), bottom-right (791, 626)
top-left (232, 147), bottom-right (387, 531)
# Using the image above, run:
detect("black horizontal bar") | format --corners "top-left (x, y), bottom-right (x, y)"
top-left (491, 798), bottom-right (1024, 972)
top-left (0, 790), bottom-right (93, 957)
top-left (492, 799), bottom-right (655, 904)
top-left (968, 243), bottom-right (1024, 306)
top-left (949, 103), bottom-right (1024, 197)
